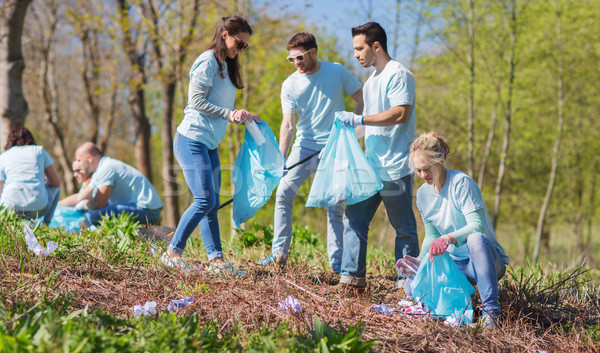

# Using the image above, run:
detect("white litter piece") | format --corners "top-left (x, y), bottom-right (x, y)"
top-left (24, 224), bottom-right (57, 257)
top-left (278, 295), bottom-right (302, 313)
top-left (133, 301), bottom-right (157, 317)
top-left (370, 303), bottom-right (396, 315)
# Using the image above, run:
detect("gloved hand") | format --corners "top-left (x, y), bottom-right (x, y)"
top-left (428, 235), bottom-right (453, 262)
top-left (336, 111), bottom-right (363, 128)
top-left (230, 109), bottom-right (254, 124)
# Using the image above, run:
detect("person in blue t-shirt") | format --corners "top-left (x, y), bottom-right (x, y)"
top-left (256, 32), bottom-right (363, 271)
top-left (399, 131), bottom-right (509, 328)
top-left (0, 126), bottom-right (61, 224)
top-left (71, 142), bottom-right (163, 227)
top-left (337, 22), bottom-right (419, 289)
top-left (162, 16), bottom-right (258, 274)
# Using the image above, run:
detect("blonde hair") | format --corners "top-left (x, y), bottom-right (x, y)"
top-left (409, 131), bottom-right (450, 171)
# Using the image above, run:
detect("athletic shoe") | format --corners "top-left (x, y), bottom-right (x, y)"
top-left (159, 253), bottom-right (200, 271)
top-left (255, 254), bottom-right (287, 266)
top-left (205, 263), bottom-right (246, 276)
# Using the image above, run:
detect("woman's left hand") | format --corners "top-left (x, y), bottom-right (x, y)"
top-left (428, 235), bottom-right (452, 262)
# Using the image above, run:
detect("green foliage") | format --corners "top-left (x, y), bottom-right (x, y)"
top-left (307, 317), bottom-right (377, 353)
top-left (234, 223), bottom-right (275, 248)
top-left (0, 303), bottom-right (244, 352)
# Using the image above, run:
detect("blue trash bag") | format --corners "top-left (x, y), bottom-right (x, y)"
top-left (305, 117), bottom-right (382, 207)
top-left (232, 121), bottom-right (284, 227)
top-left (411, 252), bottom-right (476, 325)
top-left (48, 205), bottom-right (86, 232)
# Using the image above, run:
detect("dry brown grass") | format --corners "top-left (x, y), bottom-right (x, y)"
top-left (2, 251), bottom-right (598, 353)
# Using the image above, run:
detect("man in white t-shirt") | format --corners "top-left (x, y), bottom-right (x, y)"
top-left (337, 22), bottom-right (419, 289)
top-left (70, 142), bottom-right (163, 226)
top-left (256, 32), bottom-right (363, 272)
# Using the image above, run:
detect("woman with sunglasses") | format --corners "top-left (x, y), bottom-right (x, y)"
top-left (397, 131), bottom-right (509, 328)
top-left (160, 16), bottom-right (258, 273)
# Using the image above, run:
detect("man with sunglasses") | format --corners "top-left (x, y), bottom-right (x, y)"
top-left (336, 22), bottom-right (419, 292)
top-left (256, 32), bottom-right (363, 274)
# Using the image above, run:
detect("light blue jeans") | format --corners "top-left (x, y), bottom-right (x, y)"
top-left (455, 232), bottom-right (506, 318)
top-left (20, 183), bottom-right (61, 224)
top-left (272, 146), bottom-right (344, 272)
top-left (169, 133), bottom-right (223, 260)
top-left (85, 203), bottom-right (161, 226)
top-left (340, 174), bottom-right (418, 279)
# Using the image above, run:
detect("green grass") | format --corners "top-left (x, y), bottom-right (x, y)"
top-left (0, 210), bottom-right (598, 352)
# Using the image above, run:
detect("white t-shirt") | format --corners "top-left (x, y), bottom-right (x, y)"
top-left (0, 145), bottom-right (54, 211)
top-left (363, 60), bottom-right (417, 181)
top-left (177, 50), bottom-right (236, 149)
top-left (281, 62), bottom-right (362, 151)
top-left (89, 157), bottom-right (162, 210)
top-left (416, 169), bottom-right (509, 263)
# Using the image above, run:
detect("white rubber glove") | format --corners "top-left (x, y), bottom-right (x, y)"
top-left (336, 111), bottom-right (363, 127)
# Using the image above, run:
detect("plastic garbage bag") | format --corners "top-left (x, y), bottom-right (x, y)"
top-left (278, 295), bottom-right (302, 313)
top-left (306, 117), bottom-right (382, 207)
top-left (48, 205), bottom-right (86, 232)
top-left (232, 121), bottom-right (284, 227)
top-left (411, 252), bottom-right (475, 325)
top-left (24, 224), bottom-right (57, 257)
top-left (167, 297), bottom-right (195, 313)
top-left (133, 301), bottom-right (157, 317)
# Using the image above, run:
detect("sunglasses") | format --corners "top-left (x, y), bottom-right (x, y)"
top-left (231, 35), bottom-right (249, 51)
top-left (286, 49), bottom-right (311, 63)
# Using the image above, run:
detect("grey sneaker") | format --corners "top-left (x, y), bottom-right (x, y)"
top-left (469, 314), bottom-right (499, 330)
top-left (206, 263), bottom-right (246, 276)
top-left (159, 253), bottom-right (201, 272)
top-left (479, 314), bottom-right (499, 329)
top-left (255, 254), bottom-right (286, 266)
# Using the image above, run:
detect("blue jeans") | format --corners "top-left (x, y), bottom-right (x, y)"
top-left (85, 203), bottom-right (161, 226)
top-left (20, 183), bottom-right (61, 224)
top-left (455, 232), bottom-right (506, 318)
top-left (341, 174), bottom-right (418, 279)
top-left (169, 133), bottom-right (223, 260)
top-left (272, 146), bottom-right (344, 272)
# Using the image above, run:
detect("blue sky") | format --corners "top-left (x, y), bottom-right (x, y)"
top-left (255, 0), bottom-right (444, 68)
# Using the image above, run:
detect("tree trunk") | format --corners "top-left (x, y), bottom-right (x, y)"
top-left (0, 0), bottom-right (32, 151)
top-left (492, 0), bottom-right (517, 229)
top-left (466, 0), bottom-right (475, 177)
top-left (130, 88), bottom-right (152, 180)
top-left (533, 5), bottom-right (565, 265)
top-left (38, 5), bottom-right (76, 195)
top-left (477, 82), bottom-right (501, 188)
top-left (118, 0), bottom-right (152, 181)
top-left (161, 79), bottom-right (179, 227)
top-left (392, 0), bottom-right (402, 59)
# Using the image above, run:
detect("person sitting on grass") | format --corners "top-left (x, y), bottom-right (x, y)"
top-left (397, 131), bottom-right (509, 329)
top-left (69, 142), bottom-right (163, 226)
top-left (0, 126), bottom-right (61, 225)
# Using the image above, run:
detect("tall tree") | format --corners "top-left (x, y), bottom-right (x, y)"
top-left (532, 0), bottom-right (565, 264)
top-left (145, 0), bottom-right (202, 227)
top-left (29, 0), bottom-right (77, 194)
top-left (0, 0), bottom-right (31, 151)
top-left (116, 0), bottom-right (152, 181)
top-left (492, 0), bottom-right (518, 229)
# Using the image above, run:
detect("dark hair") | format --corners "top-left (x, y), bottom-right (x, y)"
top-left (286, 32), bottom-right (318, 51)
top-left (208, 16), bottom-right (252, 89)
top-left (5, 126), bottom-right (36, 150)
top-left (351, 22), bottom-right (388, 53)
